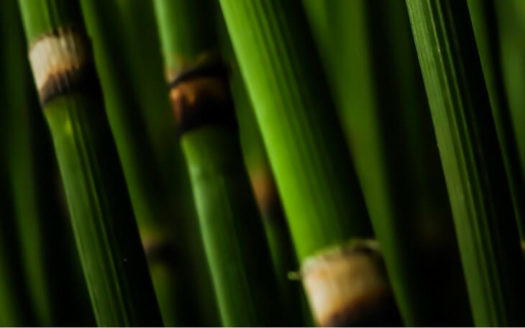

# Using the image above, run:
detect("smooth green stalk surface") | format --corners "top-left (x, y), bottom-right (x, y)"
top-left (303, 0), bottom-right (471, 324)
top-left (2, 0), bottom-right (94, 325)
top-left (0, 4), bottom-right (37, 326)
top-left (467, 0), bottom-right (525, 238)
top-left (18, 0), bottom-right (162, 325)
top-left (154, 0), bottom-right (283, 325)
top-left (79, 1), bottom-right (218, 325)
top-left (495, 0), bottom-right (525, 229)
top-left (219, 0), bottom-right (372, 263)
top-left (0, 175), bottom-right (31, 326)
top-left (0, 87), bottom-right (34, 326)
top-left (229, 63), bottom-right (309, 325)
top-left (182, 128), bottom-right (282, 326)
top-left (406, 0), bottom-right (525, 325)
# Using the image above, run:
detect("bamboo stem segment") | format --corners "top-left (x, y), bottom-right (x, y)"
top-left (154, 0), bottom-right (283, 325)
top-left (406, 0), bottom-right (525, 325)
top-left (17, 1), bottom-right (162, 325)
top-left (219, 0), bottom-right (400, 325)
top-left (302, 0), bottom-right (472, 324)
top-left (466, 0), bottom-right (525, 238)
top-left (78, 0), bottom-right (219, 324)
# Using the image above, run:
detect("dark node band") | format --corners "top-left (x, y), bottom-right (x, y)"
top-left (39, 65), bottom-right (100, 106)
top-left (168, 61), bottom-right (237, 136)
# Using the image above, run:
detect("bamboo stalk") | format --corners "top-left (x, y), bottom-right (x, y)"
top-left (1, 0), bottom-right (94, 325)
top-left (302, 0), bottom-right (472, 324)
top-left (406, 0), bottom-right (525, 325)
top-left (229, 60), bottom-right (310, 326)
top-left (219, 1), bottom-right (402, 326)
top-left (153, 0), bottom-right (284, 325)
top-left (0, 175), bottom-right (33, 326)
top-left (78, 0), bottom-right (219, 325)
top-left (17, 0), bottom-right (162, 325)
top-left (466, 0), bottom-right (525, 238)
top-left (494, 0), bottom-right (525, 239)
top-left (0, 6), bottom-right (37, 326)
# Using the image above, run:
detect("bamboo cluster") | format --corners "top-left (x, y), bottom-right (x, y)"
top-left (0, 0), bottom-right (523, 326)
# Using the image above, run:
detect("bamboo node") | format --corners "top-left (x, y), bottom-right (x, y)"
top-left (167, 54), bottom-right (236, 135)
top-left (301, 240), bottom-right (400, 326)
top-left (28, 27), bottom-right (94, 105)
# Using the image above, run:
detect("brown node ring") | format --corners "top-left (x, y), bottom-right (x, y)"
top-left (301, 240), bottom-right (402, 327)
top-left (168, 60), bottom-right (236, 136)
top-left (28, 27), bottom-right (97, 106)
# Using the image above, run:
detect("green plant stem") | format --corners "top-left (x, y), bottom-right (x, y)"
top-left (17, 0), bottom-right (162, 325)
top-left (78, 1), bottom-right (218, 325)
top-left (229, 63), bottom-right (309, 325)
top-left (494, 0), bottom-right (525, 239)
top-left (181, 127), bottom-right (282, 326)
top-left (0, 175), bottom-right (32, 326)
top-left (219, 1), bottom-right (405, 326)
top-left (302, 0), bottom-right (472, 324)
top-left (406, 0), bottom-right (525, 325)
top-left (1, 0), bottom-right (94, 325)
top-left (466, 0), bottom-right (525, 238)
top-left (219, 0), bottom-right (371, 266)
top-left (154, 0), bottom-right (283, 325)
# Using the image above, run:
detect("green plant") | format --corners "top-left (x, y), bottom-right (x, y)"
top-left (17, 0), bottom-right (162, 325)
top-left (406, 0), bottom-right (525, 325)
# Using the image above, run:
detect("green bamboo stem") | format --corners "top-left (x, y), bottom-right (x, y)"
top-left (0, 175), bottom-right (32, 326)
top-left (219, 0), bottom-right (371, 269)
top-left (406, 0), bottom-right (525, 325)
top-left (229, 63), bottom-right (309, 326)
top-left (219, 1), bottom-right (404, 326)
top-left (153, 0), bottom-right (283, 325)
top-left (78, 0), bottom-right (218, 325)
top-left (466, 0), bottom-right (525, 238)
top-left (302, 0), bottom-right (471, 324)
top-left (0, 5), bottom-right (37, 326)
top-left (494, 0), bottom-right (525, 237)
top-left (181, 128), bottom-right (282, 326)
top-left (17, 0), bottom-right (162, 325)
top-left (2, 0), bottom-right (94, 324)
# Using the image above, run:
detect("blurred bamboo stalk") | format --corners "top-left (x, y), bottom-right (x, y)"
top-left (154, 0), bottom-right (284, 325)
top-left (467, 0), bottom-right (525, 238)
top-left (78, 0), bottom-right (219, 325)
top-left (17, 0), bottom-right (162, 325)
top-left (113, 1), bottom-right (220, 325)
top-left (1, 0), bottom-right (94, 325)
top-left (0, 175), bottom-right (32, 326)
top-left (220, 1), bottom-right (402, 326)
top-left (406, 0), bottom-right (525, 325)
top-left (302, 0), bottom-right (472, 325)
top-left (228, 60), bottom-right (310, 325)
top-left (0, 4), bottom-right (37, 326)
top-left (494, 0), bottom-right (525, 238)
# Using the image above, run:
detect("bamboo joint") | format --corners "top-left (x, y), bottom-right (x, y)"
top-left (28, 27), bottom-right (96, 105)
top-left (167, 53), bottom-right (236, 135)
top-left (301, 240), bottom-right (400, 326)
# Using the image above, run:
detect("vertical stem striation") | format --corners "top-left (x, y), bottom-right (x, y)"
top-left (1, 0), bottom-right (94, 325)
top-left (406, 0), bottom-right (525, 325)
top-left (303, 0), bottom-right (472, 324)
top-left (154, 0), bottom-right (283, 325)
top-left (17, 0), bottom-right (162, 325)
top-left (467, 0), bottom-right (525, 238)
top-left (220, 0), bottom-right (401, 326)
